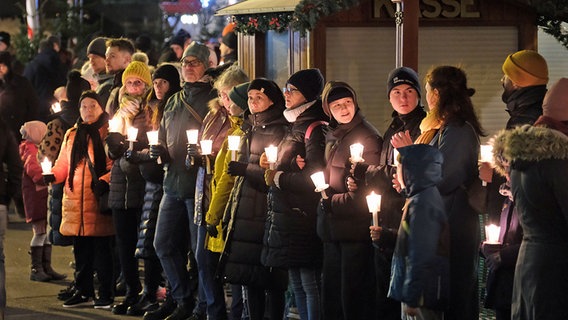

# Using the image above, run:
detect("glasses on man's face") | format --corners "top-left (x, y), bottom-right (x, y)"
top-left (125, 80), bottom-right (144, 87)
top-left (181, 59), bottom-right (202, 68)
top-left (282, 86), bottom-right (300, 95)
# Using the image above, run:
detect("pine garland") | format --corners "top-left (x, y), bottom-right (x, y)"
top-left (233, 12), bottom-right (293, 35)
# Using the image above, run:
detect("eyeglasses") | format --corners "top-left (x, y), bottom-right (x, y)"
top-left (282, 86), bottom-right (300, 94)
top-left (181, 59), bottom-right (203, 68)
top-left (125, 80), bottom-right (144, 87)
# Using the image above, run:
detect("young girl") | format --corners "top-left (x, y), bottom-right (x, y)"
top-left (19, 120), bottom-right (66, 282)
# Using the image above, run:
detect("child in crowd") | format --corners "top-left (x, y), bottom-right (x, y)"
top-left (19, 120), bottom-right (66, 282)
top-left (387, 144), bottom-right (449, 320)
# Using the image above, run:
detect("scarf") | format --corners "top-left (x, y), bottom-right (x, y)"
top-left (415, 111), bottom-right (444, 144)
top-left (69, 112), bottom-right (109, 191)
top-left (283, 100), bottom-right (315, 122)
top-left (534, 115), bottom-right (568, 137)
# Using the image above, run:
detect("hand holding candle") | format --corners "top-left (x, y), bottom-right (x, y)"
top-left (350, 143), bottom-right (364, 163)
top-left (485, 224), bottom-right (501, 244)
top-left (479, 145), bottom-right (494, 186)
top-left (127, 127), bottom-right (138, 150)
top-left (366, 191), bottom-right (382, 227)
top-left (41, 158), bottom-right (52, 175)
top-left (310, 171), bottom-right (329, 199)
top-left (51, 102), bottom-right (61, 113)
top-left (228, 135), bottom-right (240, 161)
top-left (265, 145), bottom-right (278, 170)
top-left (201, 140), bottom-right (213, 174)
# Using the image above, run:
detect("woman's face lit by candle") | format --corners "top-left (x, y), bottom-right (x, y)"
top-left (80, 97), bottom-right (103, 124)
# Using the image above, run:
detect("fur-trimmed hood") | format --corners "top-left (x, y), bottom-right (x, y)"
top-left (492, 124), bottom-right (568, 176)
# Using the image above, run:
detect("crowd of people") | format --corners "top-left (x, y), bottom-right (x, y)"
top-left (0, 23), bottom-right (567, 320)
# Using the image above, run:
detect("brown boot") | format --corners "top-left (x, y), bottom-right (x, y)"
top-left (30, 246), bottom-right (51, 282)
top-left (43, 244), bottom-right (67, 280)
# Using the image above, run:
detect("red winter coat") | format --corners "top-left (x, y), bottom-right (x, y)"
top-left (19, 141), bottom-right (48, 223)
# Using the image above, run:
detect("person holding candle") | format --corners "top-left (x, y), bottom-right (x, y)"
top-left (259, 68), bottom-right (327, 320)
top-left (391, 66), bottom-right (483, 320)
top-left (19, 120), bottom-right (67, 282)
top-left (183, 64), bottom-right (248, 320)
top-left (148, 42), bottom-right (217, 320)
top-left (490, 78), bottom-right (568, 320)
top-left (42, 90), bottom-right (115, 308)
top-left (388, 143), bottom-right (449, 320)
top-left (104, 38), bottom-right (135, 117)
top-left (103, 60), bottom-right (154, 314)
top-left (220, 78), bottom-right (289, 320)
top-left (317, 81), bottom-right (382, 320)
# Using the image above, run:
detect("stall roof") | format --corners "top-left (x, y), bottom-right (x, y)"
top-left (216, 0), bottom-right (300, 15)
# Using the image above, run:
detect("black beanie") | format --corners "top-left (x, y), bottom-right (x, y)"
top-left (66, 70), bottom-right (91, 107)
top-left (87, 37), bottom-right (107, 58)
top-left (79, 90), bottom-right (103, 110)
top-left (248, 78), bottom-right (285, 107)
top-left (221, 32), bottom-right (237, 50)
top-left (387, 67), bottom-right (421, 98)
top-left (229, 82), bottom-right (250, 111)
top-left (327, 87), bottom-right (353, 104)
top-left (153, 63), bottom-right (181, 91)
top-left (287, 68), bottom-right (324, 102)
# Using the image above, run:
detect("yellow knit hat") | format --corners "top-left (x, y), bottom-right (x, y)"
top-left (122, 61), bottom-right (152, 86)
top-left (502, 50), bottom-right (548, 87)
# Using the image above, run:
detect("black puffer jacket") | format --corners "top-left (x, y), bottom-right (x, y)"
top-left (262, 101), bottom-right (327, 269)
top-left (0, 118), bottom-right (22, 206)
top-left (220, 103), bottom-right (290, 288)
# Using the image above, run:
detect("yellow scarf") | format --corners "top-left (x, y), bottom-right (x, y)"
top-left (415, 111), bottom-right (444, 145)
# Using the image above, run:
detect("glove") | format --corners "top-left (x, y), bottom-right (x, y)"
top-left (351, 162), bottom-right (369, 180)
top-left (206, 223), bottom-right (218, 238)
top-left (42, 173), bottom-right (55, 185)
top-left (149, 144), bottom-right (170, 162)
top-left (185, 144), bottom-right (203, 170)
top-left (481, 242), bottom-right (502, 270)
top-left (319, 197), bottom-right (332, 214)
top-left (93, 179), bottom-right (110, 197)
top-left (264, 169), bottom-right (276, 186)
top-left (124, 149), bottom-right (150, 163)
top-left (485, 252), bottom-right (502, 270)
top-left (187, 144), bottom-right (201, 158)
top-left (227, 161), bottom-right (247, 176)
top-left (105, 132), bottom-right (126, 159)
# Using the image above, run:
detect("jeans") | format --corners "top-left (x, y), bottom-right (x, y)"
top-left (154, 194), bottom-right (198, 305)
top-left (289, 267), bottom-right (321, 320)
top-left (0, 205), bottom-right (6, 313)
top-left (195, 224), bottom-right (227, 319)
top-left (113, 208), bottom-right (142, 299)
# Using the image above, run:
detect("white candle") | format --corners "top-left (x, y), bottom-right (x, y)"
top-left (228, 135), bottom-right (240, 161)
top-left (480, 144), bottom-right (494, 186)
top-left (310, 171), bottom-right (329, 199)
top-left (485, 224), bottom-right (501, 244)
top-left (366, 191), bottom-right (382, 227)
top-left (41, 158), bottom-right (52, 175)
top-left (265, 145), bottom-right (278, 170)
top-left (108, 118), bottom-right (120, 133)
top-left (51, 102), bottom-right (61, 113)
top-left (200, 140), bottom-right (213, 155)
top-left (146, 130), bottom-right (159, 145)
top-left (350, 143), bottom-right (364, 163)
top-left (127, 127), bottom-right (138, 141)
top-left (393, 148), bottom-right (400, 167)
top-left (186, 129), bottom-right (199, 145)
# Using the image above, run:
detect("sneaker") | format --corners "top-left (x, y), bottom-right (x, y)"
top-left (94, 297), bottom-right (114, 310)
top-left (62, 292), bottom-right (92, 308)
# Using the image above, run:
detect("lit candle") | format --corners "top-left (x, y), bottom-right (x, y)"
top-left (485, 224), bottom-right (501, 244)
top-left (127, 127), bottom-right (138, 150)
top-left (265, 145), bottom-right (278, 170)
top-left (479, 145), bottom-right (494, 186)
top-left (366, 191), bottom-right (382, 227)
top-left (146, 130), bottom-right (159, 145)
top-left (392, 148), bottom-right (400, 167)
top-left (201, 140), bottom-right (213, 174)
top-left (51, 102), bottom-right (61, 113)
top-left (310, 171), bottom-right (329, 199)
top-left (108, 118), bottom-right (120, 133)
top-left (228, 135), bottom-right (240, 161)
top-left (350, 143), bottom-right (364, 163)
top-left (40, 158), bottom-right (52, 175)
top-left (186, 129), bottom-right (199, 145)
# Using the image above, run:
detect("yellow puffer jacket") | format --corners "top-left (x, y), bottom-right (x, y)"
top-left (51, 125), bottom-right (114, 237)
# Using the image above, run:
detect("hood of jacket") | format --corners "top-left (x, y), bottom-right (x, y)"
top-left (492, 124), bottom-right (568, 176)
top-left (398, 144), bottom-right (444, 197)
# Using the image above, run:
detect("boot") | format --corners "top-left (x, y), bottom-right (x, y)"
top-left (43, 244), bottom-right (67, 280)
top-left (30, 246), bottom-right (51, 282)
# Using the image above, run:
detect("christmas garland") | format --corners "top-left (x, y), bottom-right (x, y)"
top-left (233, 12), bottom-right (293, 35)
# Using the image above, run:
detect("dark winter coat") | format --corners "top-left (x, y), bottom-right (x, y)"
top-left (493, 125), bottom-right (568, 320)
top-left (317, 111), bottom-right (382, 242)
top-left (388, 144), bottom-right (449, 310)
top-left (0, 118), bottom-right (22, 207)
top-left (0, 72), bottom-right (39, 141)
top-left (19, 141), bottom-right (48, 222)
top-left (135, 180), bottom-right (162, 259)
top-left (220, 103), bottom-right (290, 288)
top-left (159, 81), bottom-right (217, 199)
top-left (261, 101), bottom-right (327, 269)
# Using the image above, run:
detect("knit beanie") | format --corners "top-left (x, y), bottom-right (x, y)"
top-left (248, 78), bottom-right (285, 107)
top-left (181, 42), bottom-right (210, 66)
top-left (287, 68), bottom-right (325, 102)
top-left (321, 81), bottom-right (357, 117)
top-left (502, 50), bottom-right (548, 87)
top-left (0, 31), bottom-right (10, 48)
top-left (79, 90), bottom-right (103, 110)
top-left (87, 37), bottom-right (107, 58)
top-left (66, 70), bottom-right (91, 106)
top-left (122, 61), bottom-right (152, 86)
top-left (542, 77), bottom-right (568, 122)
top-left (387, 66), bottom-right (421, 98)
top-left (221, 32), bottom-right (237, 50)
top-left (153, 63), bottom-right (181, 88)
top-left (229, 82), bottom-right (250, 111)
top-left (20, 121), bottom-right (47, 145)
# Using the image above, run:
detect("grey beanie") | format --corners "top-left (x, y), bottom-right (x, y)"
top-left (87, 37), bottom-right (107, 58)
top-left (181, 42), bottom-right (209, 66)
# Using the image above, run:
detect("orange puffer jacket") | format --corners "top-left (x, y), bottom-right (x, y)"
top-left (51, 125), bottom-right (114, 237)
